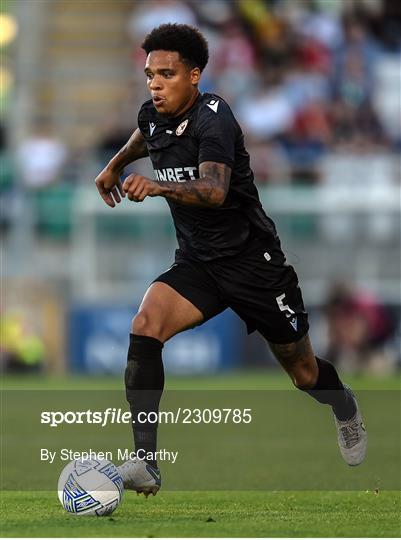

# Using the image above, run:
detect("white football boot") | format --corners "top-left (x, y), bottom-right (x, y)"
top-left (118, 458), bottom-right (161, 497)
top-left (334, 386), bottom-right (367, 466)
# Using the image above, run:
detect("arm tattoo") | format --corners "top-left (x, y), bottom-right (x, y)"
top-left (118, 129), bottom-right (148, 162)
top-left (108, 128), bottom-right (148, 173)
top-left (156, 161), bottom-right (231, 208)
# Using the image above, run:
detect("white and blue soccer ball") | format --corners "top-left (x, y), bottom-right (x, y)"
top-left (57, 458), bottom-right (124, 516)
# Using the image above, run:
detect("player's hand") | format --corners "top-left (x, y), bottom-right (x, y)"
top-left (122, 174), bottom-right (163, 202)
top-left (95, 167), bottom-right (125, 208)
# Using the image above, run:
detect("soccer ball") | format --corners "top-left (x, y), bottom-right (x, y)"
top-left (57, 457), bottom-right (124, 516)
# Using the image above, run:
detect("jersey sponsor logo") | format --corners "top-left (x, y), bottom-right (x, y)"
top-left (206, 99), bottom-right (219, 113)
top-left (176, 119), bottom-right (189, 136)
top-left (154, 166), bottom-right (197, 182)
top-left (149, 122), bottom-right (156, 136)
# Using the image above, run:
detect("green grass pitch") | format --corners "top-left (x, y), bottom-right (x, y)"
top-left (1, 490), bottom-right (400, 537)
top-left (1, 371), bottom-right (400, 537)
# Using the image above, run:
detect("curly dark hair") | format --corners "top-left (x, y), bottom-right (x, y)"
top-left (141, 23), bottom-right (209, 72)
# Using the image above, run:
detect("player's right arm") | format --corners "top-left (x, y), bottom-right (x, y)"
top-left (95, 128), bottom-right (148, 208)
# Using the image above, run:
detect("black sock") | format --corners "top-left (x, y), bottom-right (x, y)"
top-left (304, 357), bottom-right (357, 421)
top-left (125, 334), bottom-right (164, 468)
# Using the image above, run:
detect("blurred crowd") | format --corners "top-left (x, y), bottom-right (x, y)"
top-left (122, 0), bottom-right (401, 184)
top-left (2, 0), bottom-right (400, 192)
top-left (322, 281), bottom-right (396, 373)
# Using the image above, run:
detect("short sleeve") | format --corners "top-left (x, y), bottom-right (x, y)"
top-left (137, 102), bottom-right (148, 138)
top-left (197, 98), bottom-right (237, 169)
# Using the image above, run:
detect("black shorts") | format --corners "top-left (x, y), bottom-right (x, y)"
top-left (154, 236), bottom-right (309, 344)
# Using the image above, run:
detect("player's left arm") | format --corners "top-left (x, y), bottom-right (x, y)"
top-left (122, 161), bottom-right (231, 208)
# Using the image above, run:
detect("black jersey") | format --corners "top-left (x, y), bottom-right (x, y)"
top-left (137, 93), bottom-right (277, 261)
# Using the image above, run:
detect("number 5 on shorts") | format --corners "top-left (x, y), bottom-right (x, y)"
top-left (275, 293), bottom-right (295, 318)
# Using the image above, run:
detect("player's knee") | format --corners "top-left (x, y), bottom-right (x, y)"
top-left (291, 364), bottom-right (318, 390)
top-left (131, 310), bottom-right (163, 340)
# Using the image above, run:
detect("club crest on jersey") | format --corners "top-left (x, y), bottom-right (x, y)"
top-left (176, 119), bottom-right (188, 136)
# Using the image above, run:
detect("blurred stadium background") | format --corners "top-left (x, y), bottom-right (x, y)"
top-left (1, 0), bottom-right (400, 378)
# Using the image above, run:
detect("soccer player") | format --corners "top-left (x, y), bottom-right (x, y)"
top-left (95, 24), bottom-right (367, 496)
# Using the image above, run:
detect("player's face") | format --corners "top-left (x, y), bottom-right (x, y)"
top-left (144, 51), bottom-right (200, 117)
